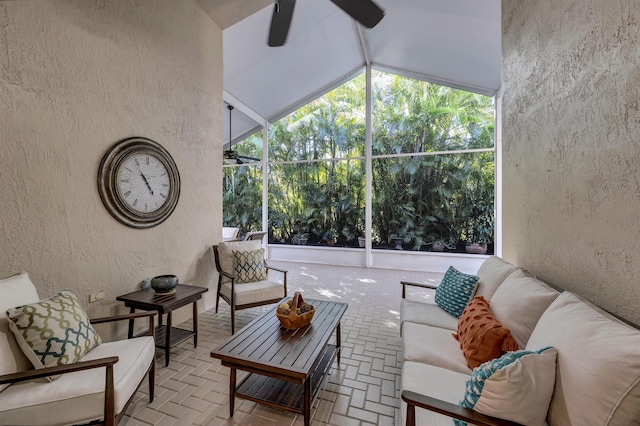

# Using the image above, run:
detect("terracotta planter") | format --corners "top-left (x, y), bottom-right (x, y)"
top-left (465, 244), bottom-right (487, 254)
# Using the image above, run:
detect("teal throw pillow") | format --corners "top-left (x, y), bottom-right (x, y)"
top-left (6, 289), bottom-right (102, 379)
top-left (454, 347), bottom-right (557, 426)
top-left (434, 266), bottom-right (479, 317)
top-left (233, 248), bottom-right (268, 284)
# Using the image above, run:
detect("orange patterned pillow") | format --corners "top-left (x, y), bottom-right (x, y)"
top-left (454, 296), bottom-right (519, 369)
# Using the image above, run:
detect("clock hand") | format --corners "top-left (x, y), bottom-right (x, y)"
top-left (140, 172), bottom-right (154, 195)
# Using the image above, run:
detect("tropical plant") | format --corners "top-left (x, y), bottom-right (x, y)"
top-left (224, 71), bottom-right (495, 252)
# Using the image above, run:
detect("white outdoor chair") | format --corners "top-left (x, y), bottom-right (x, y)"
top-left (212, 240), bottom-right (287, 334)
top-left (0, 272), bottom-right (156, 426)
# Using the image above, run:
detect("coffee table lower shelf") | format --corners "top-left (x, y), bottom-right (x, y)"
top-left (235, 344), bottom-right (338, 414)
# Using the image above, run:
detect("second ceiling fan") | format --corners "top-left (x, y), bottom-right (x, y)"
top-left (268, 0), bottom-right (385, 47)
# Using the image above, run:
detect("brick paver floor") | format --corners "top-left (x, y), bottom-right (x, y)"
top-left (121, 261), bottom-right (444, 426)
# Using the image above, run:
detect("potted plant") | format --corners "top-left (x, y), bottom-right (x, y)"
top-left (464, 204), bottom-right (493, 254)
top-left (428, 239), bottom-right (456, 252)
top-left (358, 236), bottom-right (366, 248)
top-left (323, 229), bottom-right (338, 246)
top-left (390, 234), bottom-right (404, 250)
top-left (292, 232), bottom-right (308, 245)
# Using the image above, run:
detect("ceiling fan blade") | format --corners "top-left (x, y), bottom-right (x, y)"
top-left (330, 0), bottom-right (384, 28)
top-left (268, 0), bottom-right (296, 47)
top-left (237, 154), bottom-right (261, 162)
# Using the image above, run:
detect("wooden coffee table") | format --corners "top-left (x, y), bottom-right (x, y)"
top-left (211, 298), bottom-right (348, 426)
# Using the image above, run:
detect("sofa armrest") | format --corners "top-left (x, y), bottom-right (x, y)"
top-left (401, 281), bottom-right (438, 298)
top-left (401, 390), bottom-right (523, 426)
top-left (0, 356), bottom-right (119, 385)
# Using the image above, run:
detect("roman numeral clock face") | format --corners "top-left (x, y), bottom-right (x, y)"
top-left (98, 137), bottom-right (180, 229)
top-left (116, 153), bottom-right (170, 214)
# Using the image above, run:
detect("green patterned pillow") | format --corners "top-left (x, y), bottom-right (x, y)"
top-left (6, 289), bottom-right (102, 379)
top-left (233, 249), bottom-right (268, 284)
top-left (434, 266), bottom-right (479, 317)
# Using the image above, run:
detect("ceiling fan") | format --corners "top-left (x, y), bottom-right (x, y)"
top-left (224, 105), bottom-right (260, 165)
top-left (268, 0), bottom-right (385, 47)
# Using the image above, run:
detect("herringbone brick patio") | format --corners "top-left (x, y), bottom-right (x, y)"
top-left (120, 261), bottom-right (443, 426)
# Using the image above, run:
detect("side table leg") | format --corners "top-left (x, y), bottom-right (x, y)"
top-left (303, 378), bottom-right (311, 426)
top-left (336, 322), bottom-right (342, 364)
top-left (127, 307), bottom-right (135, 338)
top-left (229, 368), bottom-right (236, 417)
top-left (165, 312), bottom-right (172, 367)
top-left (193, 301), bottom-right (198, 348)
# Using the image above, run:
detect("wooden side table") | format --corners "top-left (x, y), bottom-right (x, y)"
top-left (117, 284), bottom-right (208, 366)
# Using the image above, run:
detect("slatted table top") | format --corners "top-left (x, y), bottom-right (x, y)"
top-left (211, 298), bottom-right (348, 381)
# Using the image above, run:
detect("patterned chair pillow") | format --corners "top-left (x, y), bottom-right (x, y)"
top-left (434, 266), bottom-right (479, 318)
top-left (6, 289), bottom-right (102, 380)
top-left (233, 249), bottom-right (268, 284)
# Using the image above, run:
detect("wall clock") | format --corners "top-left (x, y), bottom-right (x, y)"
top-left (98, 137), bottom-right (180, 229)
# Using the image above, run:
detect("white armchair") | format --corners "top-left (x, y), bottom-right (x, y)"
top-left (212, 240), bottom-right (287, 334)
top-left (0, 272), bottom-right (156, 426)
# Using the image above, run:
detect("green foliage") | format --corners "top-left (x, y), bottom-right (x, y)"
top-left (223, 71), bottom-right (495, 251)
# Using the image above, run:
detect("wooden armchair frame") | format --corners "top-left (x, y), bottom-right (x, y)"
top-left (400, 281), bottom-right (522, 426)
top-left (212, 244), bottom-right (288, 334)
top-left (0, 311), bottom-right (156, 426)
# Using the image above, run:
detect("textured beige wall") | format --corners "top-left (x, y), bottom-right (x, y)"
top-left (0, 0), bottom-right (223, 336)
top-left (501, 0), bottom-right (640, 321)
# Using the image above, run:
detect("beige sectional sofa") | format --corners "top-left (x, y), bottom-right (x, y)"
top-left (400, 256), bottom-right (640, 426)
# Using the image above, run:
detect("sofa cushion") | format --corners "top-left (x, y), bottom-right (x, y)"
top-left (6, 290), bottom-right (102, 378)
top-left (217, 240), bottom-right (262, 283)
top-left (454, 296), bottom-right (518, 369)
top-left (475, 256), bottom-right (520, 300)
top-left (401, 361), bottom-right (471, 426)
top-left (489, 269), bottom-right (559, 348)
top-left (455, 347), bottom-right (557, 426)
top-left (400, 299), bottom-right (459, 334)
top-left (526, 292), bottom-right (640, 426)
top-left (0, 272), bottom-right (39, 392)
top-left (0, 336), bottom-right (154, 425)
top-left (434, 266), bottom-right (479, 318)
top-left (403, 322), bottom-right (471, 374)
top-left (232, 248), bottom-right (268, 284)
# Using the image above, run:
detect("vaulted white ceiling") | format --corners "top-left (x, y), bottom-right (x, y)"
top-left (200, 0), bottom-right (502, 146)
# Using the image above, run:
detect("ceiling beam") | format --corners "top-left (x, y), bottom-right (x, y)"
top-left (223, 90), bottom-right (267, 124)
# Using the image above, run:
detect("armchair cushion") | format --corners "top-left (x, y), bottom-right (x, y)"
top-left (455, 347), bottom-right (557, 426)
top-left (0, 272), bottom-right (39, 392)
top-left (0, 335), bottom-right (154, 426)
top-left (221, 279), bottom-right (285, 307)
top-left (6, 290), bottom-right (101, 378)
top-left (434, 266), bottom-right (479, 318)
top-left (233, 249), bottom-right (268, 284)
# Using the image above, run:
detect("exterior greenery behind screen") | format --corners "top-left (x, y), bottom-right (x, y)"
top-left (223, 71), bottom-right (495, 253)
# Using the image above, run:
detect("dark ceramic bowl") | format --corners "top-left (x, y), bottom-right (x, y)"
top-left (150, 275), bottom-right (178, 293)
